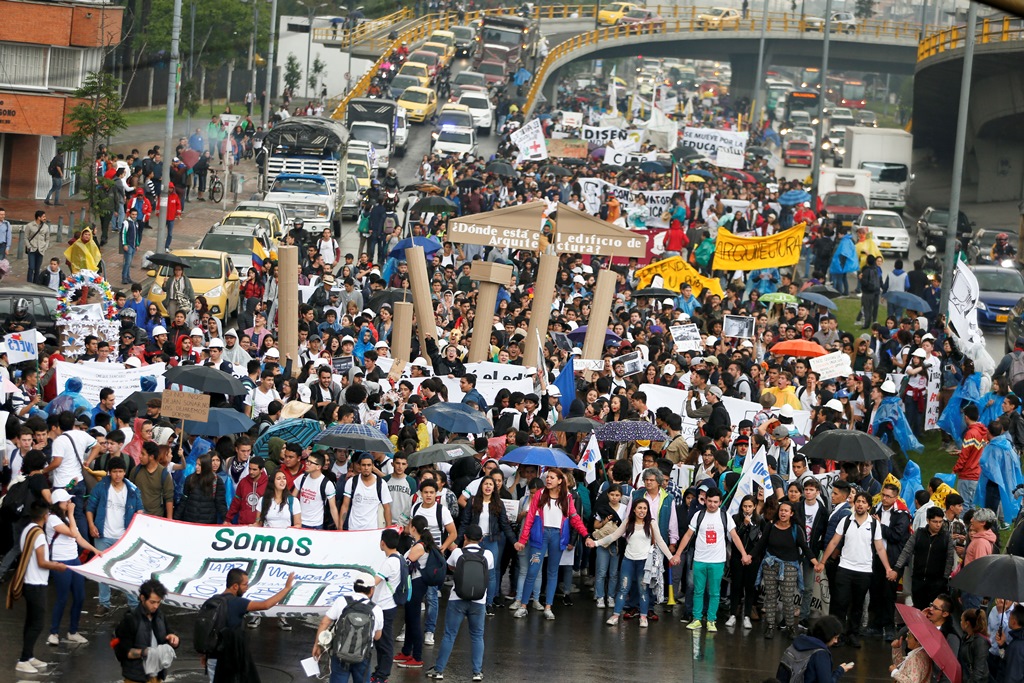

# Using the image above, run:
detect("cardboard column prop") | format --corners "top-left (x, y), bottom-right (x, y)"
top-left (404, 246), bottom-right (436, 365)
top-left (277, 245), bottom-right (299, 376)
top-left (524, 252), bottom-right (560, 369)
top-left (468, 261), bottom-right (514, 363)
top-left (391, 301), bottom-right (414, 370)
top-left (581, 269), bottom-right (617, 361)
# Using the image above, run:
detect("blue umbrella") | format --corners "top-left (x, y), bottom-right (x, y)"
top-left (316, 423), bottom-right (394, 453)
top-left (501, 446), bottom-right (578, 469)
top-left (253, 419), bottom-right (323, 458)
top-left (884, 291), bottom-right (932, 313)
top-left (185, 408), bottom-right (255, 437)
top-left (423, 403), bottom-right (492, 434)
top-left (512, 68), bottom-right (532, 86)
top-left (778, 189), bottom-right (812, 206)
top-left (686, 168), bottom-right (714, 179)
top-left (389, 236), bottom-right (443, 259)
top-left (797, 291), bottom-right (838, 311)
top-left (594, 420), bottom-right (668, 442)
top-left (566, 325), bottom-right (621, 345)
top-left (640, 160), bottom-right (667, 174)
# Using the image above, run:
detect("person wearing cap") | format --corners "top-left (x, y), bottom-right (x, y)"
top-left (314, 572), bottom-right (383, 681)
top-left (764, 424), bottom-right (797, 479)
top-left (219, 329), bottom-right (247, 366)
top-left (44, 487), bottom-right (103, 648)
top-left (202, 338), bottom-right (234, 374)
top-left (704, 385), bottom-right (731, 435)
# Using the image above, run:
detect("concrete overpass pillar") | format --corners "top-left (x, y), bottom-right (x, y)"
top-left (728, 53), bottom-right (760, 103)
top-left (540, 66), bottom-right (561, 111)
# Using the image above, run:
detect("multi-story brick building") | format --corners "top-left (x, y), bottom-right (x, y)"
top-left (0, 0), bottom-right (122, 199)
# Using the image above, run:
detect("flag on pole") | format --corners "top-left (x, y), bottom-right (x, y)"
top-left (579, 433), bottom-right (601, 484)
top-left (727, 446), bottom-right (774, 515)
top-left (553, 359), bottom-right (575, 417)
top-left (252, 237), bottom-right (270, 271)
top-left (671, 163), bottom-right (681, 191)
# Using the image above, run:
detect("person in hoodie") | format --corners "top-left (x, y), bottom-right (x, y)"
top-left (460, 374), bottom-right (489, 414)
top-left (871, 379), bottom-right (924, 459)
top-left (962, 508), bottom-right (999, 610)
top-left (171, 334), bottom-right (200, 367)
top-left (352, 324), bottom-right (376, 363)
top-left (776, 615), bottom-right (853, 683)
top-left (975, 419), bottom-right (1024, 523)
top-left (884, 258), bottom-right (909, 321)
top-left (226, 455), bottom-right (269, 525)
top-left (829, 227), bottom-right (858, 296)
top-left (45, 378), bottom-right (93, 416)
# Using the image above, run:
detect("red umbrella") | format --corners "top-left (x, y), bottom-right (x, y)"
top-left (178, 149), bottom-right (200, 169)
top-left (769, 339), bottom-right (828, 358)
top-left (895, 604), bottom-right (962, 683)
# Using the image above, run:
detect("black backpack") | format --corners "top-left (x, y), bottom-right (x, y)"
top-left (299, 473), bottom-right (337, 530)
top-left (331, 597), bottom-right (376, 664)
top-left (420, 543), bottom-right (448, 587)
top-left (0, 477), bottom-right (33, 519)
top-left (193, 594), bottom-right (231, 656)
top-left (861, 265), bottom-right (881, 293)
top-left (385, 553), bottom-right (411, 606)
top-left (453, 546), bottom-right (489, 601)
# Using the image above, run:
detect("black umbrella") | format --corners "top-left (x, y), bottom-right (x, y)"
top-left (407, 442), bottom-right (477, 468)
top-left (551, 417), bottom-right (602, 434)
top-left (634, 287), bottom-right (679, 298)
top-left (410, 196), bottom-right (457, 213)
top-left (457, 177), bottom-right (485, 190)
top-left (599, 164), bottom-right (624, 173)
top-left (404, 182), bottom-right (441, 193)
top-left (165, 365), bottom-right (246, 396)
top-left (950, 554), bottom-right (1024, 601)
top-left (804, 284), bottom-right (842, 299)
top-left (671, 144), bottom-right (698, 162)
top-left (118, 391), bottom-right (162, 413)
top-left (485, 160), bottom-right (517, 177)
top-left (366, 288), bottom-right (413, 310)
top-left (539, 164), bottom-right (572, 177)
top-left (745, 146), bottom-right (772, 158)
top-left (799, 430), bottom-right (895, 463)
top-left (147, 253), bottom-right (190, 269)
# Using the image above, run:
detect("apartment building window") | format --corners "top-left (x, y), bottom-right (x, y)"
top-left (0, 43), bottom-right (47, 89)
top-left (48, 47), bottom-right (82, 90)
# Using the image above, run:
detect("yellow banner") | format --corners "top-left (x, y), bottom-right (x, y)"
top-left (714, 223), bottom-right (806, 270)
top-left (635, 256), bottom-right (724, 298)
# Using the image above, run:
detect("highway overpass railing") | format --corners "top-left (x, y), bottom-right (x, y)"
top-left (917, 15), bottom-right (1024, 61)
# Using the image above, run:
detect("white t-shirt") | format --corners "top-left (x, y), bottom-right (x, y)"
top-left (689, 508), bottom-right (736, 564)
top-left (837, 515), bottom-right (884, 573)
top-left (246, 386), bottom-right (281, 419)
top-left (325, 593), bottom-right (383, 633)
top-left (298, 474), bottom-right (336, 528)
top-left (375, 553), bottom-right (403, 611)
top-left (803, 501), bottom-right (820, 547)
top-left (412, 501), bottom-right (454, 547)
top-left (20, 523), bottom-right (49, 586)
top-left (344, 476), bottom-right (393, 530)
top-left (45, 514), bottom-right (79, 562)
top-left (103, 483), bottom-right (129, 539)
top-left (543, 499), bottom-right (565, 529)
top-left (446, 545), bottom-right (495, 604)
top-left (263, 497), bottom-right (296, 528)
top-left (51, 431), bottom-right (97, 488)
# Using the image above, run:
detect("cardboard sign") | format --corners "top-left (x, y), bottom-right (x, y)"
top-left (722, 315), bottom-right (756, 339)
top-left (809, 351), bottom-right (854, 381)
top-left (546, 138), bottom-right (589, 159)
top-left (161, 390), bottom-right (211, 422)
top-left (387, 359), bottom-right (406, 384)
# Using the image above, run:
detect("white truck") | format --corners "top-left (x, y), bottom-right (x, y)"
top-left (262, 118), bottom-right (348, 237)
top-left (843, 127), bottom-right (913, 210)
top-left (345, 98), bottom-right (398, 171)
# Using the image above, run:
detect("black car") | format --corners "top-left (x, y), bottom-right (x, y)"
top-left (451, 25), bottom-right (477, 58)
top-left (0, 283), bottom-right (60, 336)
top-left (914, 206), bottom-right (972, 247)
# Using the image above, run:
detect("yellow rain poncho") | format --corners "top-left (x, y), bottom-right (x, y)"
top-left (63, 227), bottom-right (102, 273)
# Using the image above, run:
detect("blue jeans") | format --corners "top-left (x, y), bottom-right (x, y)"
top-left (26, 250), bottom-right (43, 284)
top-left (514, 545), bottom-right (540, 603)
top-left (831, 271), bottom-right (849, 295)
top-left (330, 655), bottom-right (369, 683)
top-left (594, 546), bottom-right (619, 600)
top-left (94, 537), bottom-right (139, 609)
top-left (122, 245), bottom-right (136, 283)
top-left (614, 557), bottom-right (649, 615)
top-left (425, 584), bottom-right (438, 633)
top-left (523, 527), bottom-right (562, 607)
top-left (51, 557), bottom-right (84, 635)
top-left (956, 478), bottom-right (978, 510)
top-left (165, 220), bottom-right (175, 250)
top-left (432, 600), bottom-right (485, 675)
top-left (480, 538), bottom-right (502, 606)
top-left (693, 560), bottom-right (725, 622)
top-left (45, 176), bottom-right (62, 204)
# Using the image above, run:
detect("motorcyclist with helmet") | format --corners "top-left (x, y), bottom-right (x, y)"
top-left (991, 232), bottom-right (1017, 262)
top-left (396, 40), bottom-right (409, 60)
top-left (921, 244), bottom-right (942, 274)
top-left (383, 167), bottom-right (400, 191)
top-left (3, 298), bottom-right (36, 334)
top-left (117, 307), bottom-right (149, 347)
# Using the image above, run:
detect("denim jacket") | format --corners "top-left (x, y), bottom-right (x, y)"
top-left (86, 477), bottom-right (144, 536)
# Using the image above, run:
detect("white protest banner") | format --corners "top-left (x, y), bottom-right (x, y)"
top-left (924, 356), bottom-right (941, 431)
top-left (73, 515), bottom-right (386, 614)
top-left (56, 360), bottom-right (166, 405)
top-left (810, 351), bottom-right (854, 381)
top-left (604, 148), bottom-right (658, 167)
top-left (577, 176), bottom-right (676, 227)
top-left (949, 260), bottom-right (982, 345)
top-left (670, 324), bottom-right (702, 352)
top-left (561, 111), bottom-right (583, 128)
top-left (640, 383), bottom-right (811, 445)
top-left (728, 447), bottom-right (774, 514)
top-left (463, 361), bottom-right (536, 382)
top-left (2, 329), bottom-right (42, 363)
top-left (575, 358), bottom-right (605, 372)
top-left (510, 118), bottom-right (548, 163)
top-left (582, 125), bottom-right (629, 143)
top-left (609, 130), bottom-right (644, 153)
top-left (682, 127), bottom-right (749, 169)
top-left (408, 376), bottom-right (534, 406)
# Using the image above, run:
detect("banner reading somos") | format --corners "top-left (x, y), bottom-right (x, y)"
top-left (73, 515), bottom-right (387, 614)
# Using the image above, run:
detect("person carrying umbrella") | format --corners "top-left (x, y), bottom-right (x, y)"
top-left (889, 628), bottom-right (934, 683)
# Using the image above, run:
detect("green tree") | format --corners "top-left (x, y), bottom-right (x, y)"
top-left (854, 0), bottom-right (875, 19)
top-left (308, 56), bottom-right (326, 93)
top-left (59, 72), bottom-right (128, 225)
top-left (284, 53), bottom-right (302, 95)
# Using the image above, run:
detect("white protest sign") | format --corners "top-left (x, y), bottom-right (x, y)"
top-left (728, 447), bottom-right (774, 514)
top-left (924, 356), bottom-right (941, 431)
top-left (575, 358), bottom-right (605, 372)
top-left (578, 176), bottom-right (676, 227)
top-left (561, 111), bottom-right (583, 128)
top-left (510, 118), bottom-right (548, 163)
top-left (2, 329), bottom-right (42, 363)
top-left (463, 361), bottom-right (536, 382)
top-left (670, 324), bottom-right (702, 352)
top-left (682, 127), bottom-right (748, 169)
top-left (56, 360), bottom-right (167, 405)
top-left (582, 125), bottom-right (629, 143)
top-left (73, 515), bottom-right (386, 614)
top-left (949, 260), bottom-right (981, 345)
top-left (809, 351), bottom-right (854, 381)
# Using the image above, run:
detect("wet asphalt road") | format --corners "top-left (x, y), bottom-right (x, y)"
top-left (1, 584), bottom-right (898, 682)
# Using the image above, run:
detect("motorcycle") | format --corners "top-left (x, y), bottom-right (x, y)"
top-left (383, 187), bottom-right (400, 212)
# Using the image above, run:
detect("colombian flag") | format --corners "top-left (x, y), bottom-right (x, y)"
top-left (252, 238), bottom-right (270, 271)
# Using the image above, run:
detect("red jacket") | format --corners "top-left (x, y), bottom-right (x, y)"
top-left (226, 470), bottom-right (269, 525)
top-left (666, 220), bottom-right (689, 252)
top-left (518, 490), bottom-right (589, 545)
top-left (166, 189), bottom-right (183, 221)
top-left (954, 422), bottom-right (989, 480)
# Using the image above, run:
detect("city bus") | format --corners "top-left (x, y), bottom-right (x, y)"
top-left (801, 67), bottom-right (821, 89)
top-left (839, 79), bottom-right (866, 108)
top-left (784, 89), bottom-right (820, 123)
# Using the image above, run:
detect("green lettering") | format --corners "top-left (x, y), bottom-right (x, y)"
top-left (278, 536), bottom-right (294, 554)
top-left (251, 534), bottom-right (276, 553)
top-left (296, 537), bottom-right (312, 557)
top-left (212, 528), bottom-right (233, 551)
top-left (234, 533), bottom-right (251, 550)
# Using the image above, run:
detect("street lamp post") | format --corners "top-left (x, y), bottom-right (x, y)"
top-left (753, 0), bottom-right (769, 125)
top-left (809, 0), bottom-right (833, 205)
top-left (262, 0), bottom-right (279, 126)
top-left (157, 0), bottom-right (183, 256)
top-left (298, 0), bottom-right (328, 100)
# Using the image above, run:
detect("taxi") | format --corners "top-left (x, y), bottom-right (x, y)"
top-left (398, 86), bottom-right (438, 123)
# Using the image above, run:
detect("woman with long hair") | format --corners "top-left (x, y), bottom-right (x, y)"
top-left (591, 485), bottom-right (627, 609)
top-left (174, 454), bottom-right (227, 524)
top-left (257, 470), bottom-right (300, 528)
top-left (395, 517), bottom-right (436, 669)
top-left (513, 469), bottom-right (592, 621)
top-left (457, 476), bottom-right (517, 615)
top-left (45, 490), bottom-right (102, 645)
top-left (752, 499), bottom-right (814, 639)
top-left (958, 607), bottom-right (989, 683)
top-left (142, 302), bottom-right (166, 337)
top-left (777, 615), bottom-right (854, 683)
top-left (727, 494), bottom-right (762, 630)
top-left (185, 295), bottom-right (210, 329)
top-left (586, 498), bottom-right (677, 628)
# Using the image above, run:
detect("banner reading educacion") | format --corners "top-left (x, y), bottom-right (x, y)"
top-left (682, 127), bottom-right (748, 169)
top-left (73, 515), bottom-right (387, 614)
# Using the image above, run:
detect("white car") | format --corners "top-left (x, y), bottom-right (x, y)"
top-left (394, 107), bottom-right (409, 155)
top-left (457, 93), bottom-right (493, 134)
top-left (432, 125), bottom-right (477, 157)
top-left (857, 210), bottom-right (910, 258)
